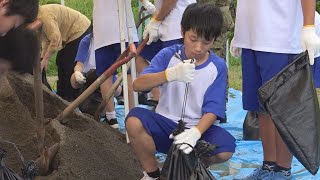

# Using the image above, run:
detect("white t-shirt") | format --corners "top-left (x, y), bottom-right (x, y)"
top-left (141, 45), bottom-right (227, 127)
top-left (233, 0), bottom-right (304, 54)
top-left (155, 0), bottom-right (196, 42)
top-left (93, 0), bottom-right (139, 50)
top-left (315, 12), bottom-right (320, 58)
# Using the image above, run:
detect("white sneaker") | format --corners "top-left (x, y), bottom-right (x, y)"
top-left (141, 171), bottom-right (159, 180)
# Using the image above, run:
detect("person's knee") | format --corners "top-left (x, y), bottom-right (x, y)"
top-left (202, 152), bottom-right (233, 167)
top-left (125, 116), bottom-right (143, 136)
top-left (215, 152), bottom-right (233, 163)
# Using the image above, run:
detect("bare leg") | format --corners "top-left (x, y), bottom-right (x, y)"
top-left (201, 152), bottom-right (233, 167)
top-left (258, 113), bottom-right (276, 162)
top-left (126, 116), bottom-right (158, 172)
top-left (100, 77), bottom-right (115, 114)
top-left (275, 128), bottom-right (292, 168)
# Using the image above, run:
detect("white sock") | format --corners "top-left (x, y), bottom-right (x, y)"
top-left (105, 111), bottom-right (116, 120)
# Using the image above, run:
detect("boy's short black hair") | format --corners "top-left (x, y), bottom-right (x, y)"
top-left (181, 3), bottom-right (223, 41)
top-left (6, 0), bottom-right (39, 24)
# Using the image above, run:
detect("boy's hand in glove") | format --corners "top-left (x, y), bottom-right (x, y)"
top-left (74, 71), bottom-right (86, 84)
top-left (170, 127), bottom-right (201, 154)
top-left (301, 26), bottom-right (320, 65)
top-left (141, 0), bottom-right (156, 15)
top-left (165, 59), bottom-right (196, 83)
top-left (143, 19), bottom-right (161, 45)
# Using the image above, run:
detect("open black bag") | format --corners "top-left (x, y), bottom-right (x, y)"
top-left (161, 121), bottom-right (216, 180)
top-left (258, 51), bottom-right (320, 175)
top-left (161, 142), bottom-right (216, 180)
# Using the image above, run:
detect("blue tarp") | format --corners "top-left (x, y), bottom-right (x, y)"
top-left (114, 88), bottom-right (319, 179)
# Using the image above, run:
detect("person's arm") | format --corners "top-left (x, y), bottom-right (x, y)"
top-left (133, 71), bottom-right (167, 92)
top-left (140, 0), bottom-right (156, 15)
top-left (40, 18), bottom-right (63, 70)
top-left (133, 59), bottom-right (195, 92)
top-left (301, 0), bottom-right (316, 26)
top-left (143, 0), bottom-right (178, 45)
top-left (300, 0), bottom-right (320, 65)
top-left (71, 61), bottom-right (86, 88)
top-left (153, 0), bottom-right (178, 21)
top-left (196, 113), bottom-right (217, 134)
top-left (74, 61), bottom-right (84, 72)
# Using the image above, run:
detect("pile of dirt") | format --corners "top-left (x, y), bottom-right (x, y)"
top-left (0, 73), bottom-right (142, 179)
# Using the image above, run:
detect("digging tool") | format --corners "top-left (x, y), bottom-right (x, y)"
top-left (32, 20), bottom-right (60, 176)
top-left (94, 64), bottom-right (128, 121)
top-left (56, 38), bottom-right (148, 121)
top-left (31, 20), bottom-right (45, 155)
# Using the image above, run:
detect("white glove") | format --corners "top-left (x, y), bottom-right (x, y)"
top-left (170, 127), bottom-right (201, 154)
top-left (165, 59), bottom-right (196, 83)
top-left (301, 26), bottom-right (320, 65)
top-left (74, 71), bottom-right (86, 84)
top-left (230, 38), bottom-right (241, 58)
top-left (143, 19), bottom-right (161, 45)
top-left (141, 0), bottom-right (156, 15)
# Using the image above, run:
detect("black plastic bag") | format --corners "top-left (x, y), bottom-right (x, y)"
top-left (258, 51), bottom-right (320, 175)
top-left (243, 111), bottom-right (260, 140)
top-left (161, 143), bottom-right (215, 180)
top-left (78, 69), bottom-right (103, 116)
top-left (161, 121), bottom-right (216, 180)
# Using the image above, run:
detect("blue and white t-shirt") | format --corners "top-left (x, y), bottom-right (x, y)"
top-left (75, 33), bottom-right (96, 73)
top-left (141, 44), bottom-right (227, 127)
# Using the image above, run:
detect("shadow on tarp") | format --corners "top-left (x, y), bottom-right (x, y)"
top-left (114, 88), bottom-right (320, 179)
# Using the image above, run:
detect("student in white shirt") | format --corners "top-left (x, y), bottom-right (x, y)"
top-left (231, 1), bottom-right (320, 179)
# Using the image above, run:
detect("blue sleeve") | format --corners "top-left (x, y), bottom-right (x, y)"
top-left (202, 61), bottom-right (227, 120)
top-left (75, 34), bottom-right (91, 64)
top-left (140, 46), bottom-right (177, 75)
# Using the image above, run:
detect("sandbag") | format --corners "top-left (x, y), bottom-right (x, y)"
top-left (161, 121), bottom-right (216, 180)
top-left (242, 111), bottom-right (260, 140)
top-left (78, 69), bottom-right (102, 116)
top-left (258, 51), bottom-right (320, 175)
top-left (161, 142), bottom-right (215, 180)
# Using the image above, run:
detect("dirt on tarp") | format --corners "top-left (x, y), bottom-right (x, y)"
top-left (0, 73), bottom-right (142, 180)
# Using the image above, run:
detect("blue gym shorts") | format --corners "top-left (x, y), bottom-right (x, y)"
top-left (241, 49), bottom-right (297, 111)
top-left (139, 39), bottom-right (182, 61)
top-left (95, 42), bottom-right (138, 76)
top-left (312, 57), bottom-right (320, 88)
top-left (125, 107), bottom-right (236, 156)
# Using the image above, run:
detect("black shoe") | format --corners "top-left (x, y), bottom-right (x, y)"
top-left (103, 118), bottom-right (119, 129)
top-left (138, 93), bottom-right (149, 105)
top-left (220, 113), bottom-right (227, 123)
top-left (116, 96), bottom-right (124, 105)
top-left (145, 99), bottom-right (159, 107)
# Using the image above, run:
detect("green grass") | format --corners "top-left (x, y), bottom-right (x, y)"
top-left (228, 56), bottom-right (242, 91)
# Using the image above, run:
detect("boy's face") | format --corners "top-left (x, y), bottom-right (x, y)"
top-left (0, 0), bottom-right (25, 36)
top-left (182, 29), bottom-right (214, 62)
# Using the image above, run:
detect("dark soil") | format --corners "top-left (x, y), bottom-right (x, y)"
top-left (0, 73), bottom-right (142, 180)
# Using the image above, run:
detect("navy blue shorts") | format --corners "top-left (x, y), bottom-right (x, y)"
top-left (126, 107), bottom-right (236, 156)
top-left (140, 39), bottom-right (182, 61)
top-left (95, 42), bottom-right (137, 76)
top-left (312, 57), bottom-right (320, 88)
top-left (241, 49), bottom-right (297, 111)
